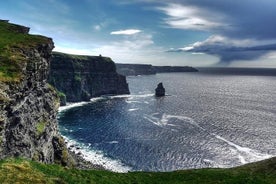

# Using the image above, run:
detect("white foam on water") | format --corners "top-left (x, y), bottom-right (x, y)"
top-left (97, 93), bottom-right (154, 104)
top-left (108, 94), bottom-right (131, 99)
top-left (109, 93), bottom-right (154, 100)
top-left (143, 113), bottom-right (171, 127)
top-left (212, 134), bottom-right (272, 164)
top-left (128, 108), bottom-right (139, 112)
top-left (164, 114), bottom-right (204, 130)
top-left (131, 94), bottom-right (155, 98)
top-left (126, 100), bottom-right (142, 104)
top-left (143, 113), bottom-right (200, 129)
top-left (58, 102), bottom-right (90, 112)
top-left (58, 97), bottom-right (105, 112)
top-left (63, 136), bottom-right (132, 173)
top-left (90, 97), bottom-right (106, 102)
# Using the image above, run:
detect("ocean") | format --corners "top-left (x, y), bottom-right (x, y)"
top-left (58, 68), bottom-right (276, 172)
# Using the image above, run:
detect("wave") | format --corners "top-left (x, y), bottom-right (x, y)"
top-left (104, 93), bottom-right (154, 100)
top-left (58, 101), bottom-right (91, 112)
top-left (58, 95), bottom-right (129, 113)
top-left (62, 136), bottom-right (132, 173)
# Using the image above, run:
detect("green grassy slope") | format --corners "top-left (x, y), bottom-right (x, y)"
top-left (0, 157), bottom-right (275, 184)
top-left (0, 21), bottom-right (50, 82)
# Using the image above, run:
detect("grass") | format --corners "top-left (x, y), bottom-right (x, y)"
top-left (36, 121), bottom-right (46, 136)
top-left (0, 157), bottom-right (275, 184)
top-left (0, 21), bottom-right (50, 82)
top-left (53, 51), bottom-right (91, 61)
top-left (57, 91), bottom-right (66, 98)
top-left (52, 51), bottom-right (113, 62)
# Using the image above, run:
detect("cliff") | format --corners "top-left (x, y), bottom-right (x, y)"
top-left (153, 66), bottom-right (198, 73)
top-left (116, 63), bottom-right (198, 76)
top-left (0, 20), bottom-right (72, 166)
top-left (49, 52), bottom-right (130, 104)
top-left (116, 63), bottom-right (156, 76)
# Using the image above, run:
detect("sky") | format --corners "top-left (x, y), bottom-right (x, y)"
top-left (1, 0), bottom-right (276, 67)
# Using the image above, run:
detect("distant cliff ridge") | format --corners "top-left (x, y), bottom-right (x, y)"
top-left (153, 66), bottom-right (198, 73)
top-left (0, 20), bottom-right (72, 166)
top-left (116, 63), bottom-right (198, 76)
top-left (49, 52), bottom-right (130, 104)
top-left (116, 64), bottom-right (156, 76)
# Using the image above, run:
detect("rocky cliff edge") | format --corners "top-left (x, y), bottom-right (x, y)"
top-left (0, 20), bottom-right (73, 166)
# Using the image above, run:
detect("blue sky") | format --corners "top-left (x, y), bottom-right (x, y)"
top-left (1, 0), bottom-right (276, 67)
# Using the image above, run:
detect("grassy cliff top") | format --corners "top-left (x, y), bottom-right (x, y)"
top-left (52, 51), bottom-right (116, 73)
top-left (0, 157), bottom-right (275, 184)
top-left (52, 51), bottom-right (113, 62)
top-left (0, 20), bottom-right (51, 82)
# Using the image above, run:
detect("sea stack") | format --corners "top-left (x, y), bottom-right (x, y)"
top-left (155, 82), bottom-right (165, 97)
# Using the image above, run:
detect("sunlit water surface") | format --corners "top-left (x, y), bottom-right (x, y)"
top-left (58, 71), bottom-right (276, 172)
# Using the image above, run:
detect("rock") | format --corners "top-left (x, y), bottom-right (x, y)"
top-left (155, 83), bottom-right (165, 97)
top-left (52, 136), bottom-right (75, 167)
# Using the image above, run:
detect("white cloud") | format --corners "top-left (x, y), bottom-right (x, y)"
top-left (92, 33), bottom-right (155, 61)
top-left (110, 29), bottom-right (142, 35)
top-left (54, 32), bottom-right (156, 64)
top-left (94, 25), bottom-right (101, 31)
top-left (157, 3), bottom-right (226, 31)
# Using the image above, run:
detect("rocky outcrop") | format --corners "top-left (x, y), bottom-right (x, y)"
top-left (0, 21), bottom-right (73, 166)
top-left (49, 52), bottom-right (130, 104)
top-left (155, 83), bottom-right (165, 97)
top-left (116, 63), bottom-right (198, 76)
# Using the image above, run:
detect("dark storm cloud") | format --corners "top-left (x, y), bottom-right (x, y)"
top-left (158, 0), bottom-right (276, 63)
top-left (168, 41), bottom-right (276, 63)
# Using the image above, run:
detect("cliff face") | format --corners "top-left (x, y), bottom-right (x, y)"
top-left (0, 21), bottom-right (72, 166)
top-left (116, 64), bottom-right (156, 76)
top-left (116, 63), bottom-right (198, 76)
top-left (49, 52), bottom-right (130, 104)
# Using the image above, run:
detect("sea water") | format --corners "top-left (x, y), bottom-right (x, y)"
top-left (58, 69), bottom-right (276, 172)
